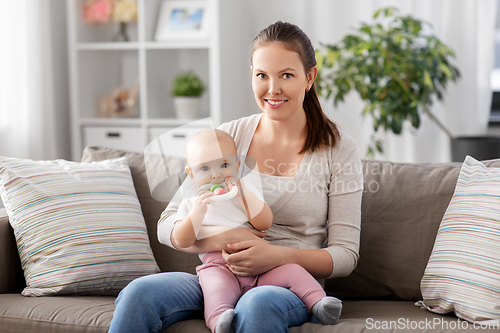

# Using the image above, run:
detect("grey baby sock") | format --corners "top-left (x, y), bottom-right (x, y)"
top-left (311, 296), bottom-right (342, 325)
top-left (215, 309), bottom-right (235, 333)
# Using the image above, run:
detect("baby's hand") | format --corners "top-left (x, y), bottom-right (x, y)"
top-left (191, 191), bottom-right (214, 216)
top-left (225, 177), bottom-right (240, 191)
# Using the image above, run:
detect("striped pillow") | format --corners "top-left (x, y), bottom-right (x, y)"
top-left (420, 156), bottom-right (500, 324)
top-left (0, 156), bottom-right (159, 296)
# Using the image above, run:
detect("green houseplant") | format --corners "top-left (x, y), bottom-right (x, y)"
top-left (315, 7), bottom-right (460, 157)
top-left (171, 71), bottom-right (205, 119)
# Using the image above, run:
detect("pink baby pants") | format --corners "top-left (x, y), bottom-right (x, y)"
top-left (196, 251), bottom-right (326, 332)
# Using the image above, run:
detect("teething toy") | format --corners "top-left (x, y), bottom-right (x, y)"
top-left (213, 188), bottom-right (227, 195)
top-left (201, 183), bottom-right (238, 202)
top-left (210, 184), bottom-right (222, 192)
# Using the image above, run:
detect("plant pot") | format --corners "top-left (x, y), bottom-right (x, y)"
top-left (451, 136), bottom-right (500, 162)
top-left (173, 96), bottom-right (201, 119)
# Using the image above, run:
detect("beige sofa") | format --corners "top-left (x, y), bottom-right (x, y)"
top-left (0, 146), bottom-right (498, 333)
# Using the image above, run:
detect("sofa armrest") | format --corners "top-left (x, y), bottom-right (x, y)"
top-left (0, 209), bottom-right (25, 293)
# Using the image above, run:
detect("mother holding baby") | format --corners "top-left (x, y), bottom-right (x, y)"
top-left (108, 21), bottom-right (363, 333)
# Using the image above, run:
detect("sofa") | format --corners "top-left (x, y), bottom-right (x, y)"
top-left (0, 145), bottom-right (498, 333)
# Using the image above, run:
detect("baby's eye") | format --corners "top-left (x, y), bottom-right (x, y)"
top-left (201, 166), bottom-right (210, 171)
top-left (221, 163), bottom-right (229, 168)
top-left (256, 73), bottom-right (267, 79)
top-left (283, 73), bottom-right (293, 79)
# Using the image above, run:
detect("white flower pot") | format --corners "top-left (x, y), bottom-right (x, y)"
top-left (173, 96), bottom-right (201, 119)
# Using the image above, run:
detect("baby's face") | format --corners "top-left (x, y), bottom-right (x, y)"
top-left (186, 140), bottom-right (239, 188)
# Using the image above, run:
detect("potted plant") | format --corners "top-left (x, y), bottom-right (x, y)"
top-left (315, 7), bottom-right (461, 158)
top-left (171, 71), bottom-right (205, 119)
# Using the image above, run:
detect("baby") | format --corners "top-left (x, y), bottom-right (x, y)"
top-left (171, 128), bottom-right (342, 333)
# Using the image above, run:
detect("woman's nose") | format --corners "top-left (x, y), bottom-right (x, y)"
top-left (268, 78), bottom-right (281, 95)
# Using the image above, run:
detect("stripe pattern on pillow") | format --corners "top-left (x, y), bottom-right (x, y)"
top-left (421, 156), bottom-right (500, 324)
top-left (0, 156), bottom-right (159, 296)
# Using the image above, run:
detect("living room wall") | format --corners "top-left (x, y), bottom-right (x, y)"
top-left (0, 0), bottom-right (497, 167)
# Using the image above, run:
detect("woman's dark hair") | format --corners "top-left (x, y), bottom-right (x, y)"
top-left (252, 21), bottom-right (340, 153)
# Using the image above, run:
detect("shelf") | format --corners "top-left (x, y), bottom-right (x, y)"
top-left (144, 41), bottom-right (210, 50)
top-left (80, 118), bottom-right (142, 126)
top-left (75, 42), bottom-right (211, 51)
top-left (68, 0), bottom-right (221, 161)
top-left (147, 118), bottom-right (214, 127)
top-left (77, 43), bottom-right (141, 50)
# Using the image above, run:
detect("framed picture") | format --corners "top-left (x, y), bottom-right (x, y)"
top-left (155, 0), bottom-right (210, 41)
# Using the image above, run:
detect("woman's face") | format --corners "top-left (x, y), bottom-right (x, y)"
top-left (251, 43), bottom-right (316, 122)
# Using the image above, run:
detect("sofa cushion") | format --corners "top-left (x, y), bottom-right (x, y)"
top-left (81, 146), bottom-right (201, 274)
top-left (326, 158), bottom-right (500, 301)
top-left (421, 156), bottom-right (500, 323)
top-left (0, 294), bottom-right (113, 333)
top-left (0, 156), bottom-right (159, 296)
top-left (162, 300), bottom-right (500, 333)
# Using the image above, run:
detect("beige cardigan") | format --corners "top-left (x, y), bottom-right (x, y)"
top-left (158, 114), bottom-right (363, 279)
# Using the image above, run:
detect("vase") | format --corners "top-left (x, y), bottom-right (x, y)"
top-left (112, 22), bottom-right (129, 42)
top-left (173, 97), bottom-right (201, 119)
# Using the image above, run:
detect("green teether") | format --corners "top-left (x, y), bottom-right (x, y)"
top-left (210, 184), bottom-right (222, 193)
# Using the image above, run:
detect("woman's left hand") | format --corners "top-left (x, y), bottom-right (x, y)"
top-left (221, 239), bottom-right (284, 276)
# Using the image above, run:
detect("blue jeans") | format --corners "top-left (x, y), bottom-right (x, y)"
top-left (108, 272), bottom-right (310, 333)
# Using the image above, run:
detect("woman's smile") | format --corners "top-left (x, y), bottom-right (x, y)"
top-left (265, 99), bottom-right (288, 108)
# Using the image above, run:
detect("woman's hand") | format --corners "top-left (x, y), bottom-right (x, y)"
top-left (222, 240), bottom-right (283, 276)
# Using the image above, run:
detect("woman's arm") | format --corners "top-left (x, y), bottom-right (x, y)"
top-left (323, 135), bottom-right (363, 278)
top-left (223, 241), bottom-right (333, 278)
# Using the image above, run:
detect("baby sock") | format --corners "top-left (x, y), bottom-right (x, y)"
top-left (311, 296), bottom-right (342, 325)
top-left (215, 309), bottom-right (235, 333)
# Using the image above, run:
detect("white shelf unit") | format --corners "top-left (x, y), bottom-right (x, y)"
top-left (67, 0), bottom-right (221, 161)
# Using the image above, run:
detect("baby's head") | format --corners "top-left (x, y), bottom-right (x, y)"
top-left (185, 129), bottom-right (240, 188)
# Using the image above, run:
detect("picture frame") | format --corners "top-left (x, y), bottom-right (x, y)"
top-left (154, 0), bottom-right (210, 41)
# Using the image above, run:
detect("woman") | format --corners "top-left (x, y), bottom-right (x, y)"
top-left (108, 21), bottom-right (363, 333)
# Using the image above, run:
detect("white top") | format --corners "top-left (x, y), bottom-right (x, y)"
top-left (176, 179), bottom-right (263, 260)
top-left (158, 113), bottom-right (363, 279)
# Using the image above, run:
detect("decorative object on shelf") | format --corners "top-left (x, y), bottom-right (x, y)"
top-left (315, 7), bottom-right (460, 158)
top-left (155, 0), bottom-right (210, 41)
top-left (112, 0), bottom-right (138, 42)
top-left (100, 79), bottom-right (139, 118)
top-left (172, 71), bottom-right (205, 119)
top-left (82, 0), bottom-right (113, 24)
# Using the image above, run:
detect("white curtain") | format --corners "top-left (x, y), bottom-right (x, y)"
top-left (232, 0), bottom-right (497, 162)
top-left (0, 0), bottom-right (70, 161)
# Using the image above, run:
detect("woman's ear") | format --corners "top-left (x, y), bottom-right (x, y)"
top-left (307, 66), bottom-right (318, 89)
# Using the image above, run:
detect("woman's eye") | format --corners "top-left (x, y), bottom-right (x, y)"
top-left (257, 73), bottom-right (267, 79)
top-left (221, 163), bottom-right (229, 168)
top-left (283, 73), bottom-right (293, 79)
top-left (201, 166), bottom-right (210, 171)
